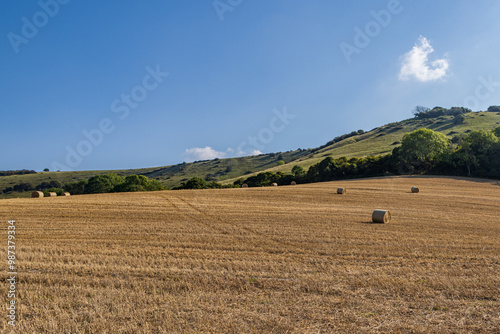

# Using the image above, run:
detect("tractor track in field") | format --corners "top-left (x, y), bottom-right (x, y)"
top-left (157, 192), bottom-right (315, 256)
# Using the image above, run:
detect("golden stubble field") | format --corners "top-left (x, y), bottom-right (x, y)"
top-left (0, 176), bottom-right (499, 333)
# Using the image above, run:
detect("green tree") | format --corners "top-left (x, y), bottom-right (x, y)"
top-left (183, 177), bottom-right (207, 189)
top-left (113, 175), bottom-right (149, 192)
top-left (398, 129), bottom-right (450, 173)
top-left (291, 165), bottom-right (305, 177)
top-left (13, 182), bottom-right (35, 192)
top-left (147, 179), bottom-right (166, 191)
top-left (412, 105), bottom-right (430, 117)
top-left (47, 187), bottom-right (64, 196)
top-left (453, 114), bottom-right (465, 125)
top-left (64, 180), bottom-right (87, 195)
top-left (493, 126), bottom-right (500, 138)
top-left (85, 174), bottom-right (125, 194)
top-left (454, 130), bottom-right (499, 176)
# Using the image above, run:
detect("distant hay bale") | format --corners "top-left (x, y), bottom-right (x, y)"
top-left (291, 181), bottom-right (297, 185)
top-left (337, 188), bottom-right (346, 194)
top-left (31, 191), bottom-right (44, 198)
top-left (241, 184), bottom-right (248, 188)
top-left (272, 183), bottom-right (278, 187)
top-left (61, 192), bottom-right (71, 196)
top-left (411, 187), bottom-right (419, 193)
top-left (46, 192), bottom-right (57, 197)
top-left (372, 210), bottom-right (391, 224)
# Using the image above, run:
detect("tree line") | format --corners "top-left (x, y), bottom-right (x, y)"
top-left (0, 169), bottom-right (36, 177)
top-left (2, 174), bottom-right (166, 196)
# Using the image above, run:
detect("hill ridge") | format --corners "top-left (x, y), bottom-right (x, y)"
top-left (1, 110), bottom-right (500, 198)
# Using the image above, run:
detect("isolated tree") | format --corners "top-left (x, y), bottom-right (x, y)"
top-left (43, 168), bottom-right (50, 172)
top-left (453, 114), bottom-right (465, 125)
top-left (399, 129), bottom-right (450, 173)
top-left (412, 106), bottom-right (430, 117)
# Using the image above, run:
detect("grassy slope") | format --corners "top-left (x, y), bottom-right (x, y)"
top-left (223, 111), bottom-right (500, 183)
top-left (2, 111), bottom-right (499, 197)
top-left (0, 149), bottom-right (311, 198)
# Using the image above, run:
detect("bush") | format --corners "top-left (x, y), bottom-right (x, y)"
top-left (63, 174), bottom-right (165, 195)
top-left (46, 188), bottom-right (64, 196)
top-left (13, 182), bottom-right (35, 192)
top-left (64, 180), bottom-right (88, 195)
top-left (113, 175), bottom-right (166, 192)
top-left (0, 170), bottom-right (36, 177)
top-left (494, 126), bottom-right (500, 138)
top-left (85, 174), bottom-right (125, 194)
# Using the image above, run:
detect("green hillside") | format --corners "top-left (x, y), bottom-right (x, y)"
top-left (223, 111), bottom-right (500, 183)
top-left (2, 110), bottom-right (500, 198)
top-left (0, 149), bottom-right (311, 198)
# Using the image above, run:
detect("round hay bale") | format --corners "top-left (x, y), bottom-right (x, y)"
top-left (291, 181), bottom-right (297, 185)
top-left (241, 184), bottom-right (249, 188)
top-left (272, 183), bottom-right (278, 187)
top-left (411, 187), bottom-right (419, 193)
top-left (372, 210), bottom-right (391, 224)
top-left (46, 192), bottom-right (57, 197)
top-left (61, 192), bottom-right (71, 196)
top-left (337, 188), bottom-right (346, 194)
top-left (31, 191), bottom-right (44, 198)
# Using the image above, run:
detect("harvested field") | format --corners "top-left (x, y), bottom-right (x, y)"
top-left (0, 176), bottom-right (499, 333)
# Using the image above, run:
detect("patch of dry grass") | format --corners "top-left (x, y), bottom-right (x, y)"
top-left (0, 176), bottom-right (499, 333)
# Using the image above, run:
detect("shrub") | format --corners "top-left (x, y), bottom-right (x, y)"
top-left (46, 187), bottom-right (64, 196)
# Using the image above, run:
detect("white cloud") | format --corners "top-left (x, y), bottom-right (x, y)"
top-left (399, 36), bottom-right (449, 82)
top-left (249, 149), bottom-right (263, 156)
top-left (183, 146), bottom-right (264, 162)
top-left (183, 146), bottom-right (227, 162)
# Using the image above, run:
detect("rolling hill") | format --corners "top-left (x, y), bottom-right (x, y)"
top-left (2, 110), bottom-right (500, 198)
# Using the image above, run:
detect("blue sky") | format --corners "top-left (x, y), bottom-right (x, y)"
top-left (1, 0), bottom-right (500, 171)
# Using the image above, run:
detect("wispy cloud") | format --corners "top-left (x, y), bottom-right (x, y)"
top-left (399, 36), bottom-right (449, 82)
top-left (183, 146), bottom-right (263, 162)
top-left (248, 149), bottom-right (263, 156)
top-left (183, 146), bottom-right (228, 162)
